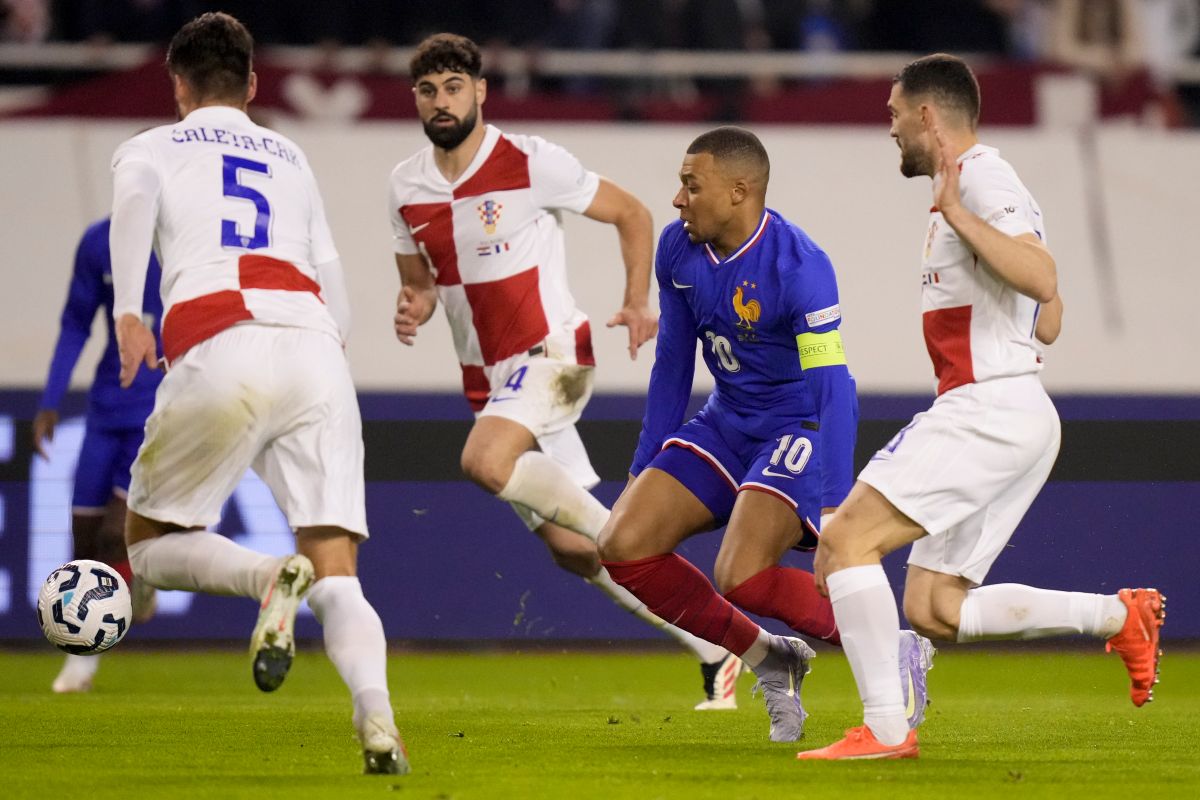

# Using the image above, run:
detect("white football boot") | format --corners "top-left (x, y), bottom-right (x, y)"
top-left (249, 554), bottom-right (315, 692)
top-left (694, 652), bottom-right (743, 710)
top-left (359, 713), bottom-right (411, 775)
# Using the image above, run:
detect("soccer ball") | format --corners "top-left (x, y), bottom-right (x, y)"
top-left (36, 560), bottom-right (132, 654)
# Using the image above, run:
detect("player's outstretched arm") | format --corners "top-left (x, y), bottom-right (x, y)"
top-left (629, 237), bottom-right (696, 477)
top-left (931, 123), bottom-right (1057, 303)
top-left (116, 313), bottom-right (159, 388)
top-left (394, 253), bottom-right (437, 345)
top-left (32, 410), bottom-right (58, 460)
top-left (315, 258), bottom-right (353, 344)
top-left (38, 229), bottom-right (106, 453)
top-left (583, 178), bottom-right (657, 359)
top-left (1035, 294), bottom-right (1063, 345)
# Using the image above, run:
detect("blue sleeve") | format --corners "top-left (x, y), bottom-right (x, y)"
top-left (630, 233), bottom-right (697, 476)
top-left (39, 231), bottom-right (103, 410)
top-left (788, 248), bottom-right (857, 508)
top-left (806, 360), bottom-right (858, 508)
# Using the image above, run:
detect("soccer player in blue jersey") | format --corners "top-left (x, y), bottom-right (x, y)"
top-left (33, 216), bottom-right (162, 693)
top-left (598, 127), bottom-right (934, 742)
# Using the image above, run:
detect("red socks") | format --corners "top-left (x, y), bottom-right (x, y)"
top-left (724, 565), bottom-right (840, 645)
top-left (603, 554), bottom-right (761, 656)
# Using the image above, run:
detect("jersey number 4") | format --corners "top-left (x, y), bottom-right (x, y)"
top-left (221, 155), bottom-right (273, 250)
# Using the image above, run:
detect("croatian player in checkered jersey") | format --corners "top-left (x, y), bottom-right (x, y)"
top-left (597, 126), bottom-right (934, 744)
top-left (390, 33), bottom-right (744, 707)
top-left (799, 54), bottom-right (1165, 761)
top-left (110, 13), bottom-right (407, 775)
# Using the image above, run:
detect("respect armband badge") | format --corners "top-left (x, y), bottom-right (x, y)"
top-left (796, 330), bottom-right (846, 369)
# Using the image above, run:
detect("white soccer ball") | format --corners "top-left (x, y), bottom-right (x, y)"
top-left (36, 560), bottom-right (132, 654)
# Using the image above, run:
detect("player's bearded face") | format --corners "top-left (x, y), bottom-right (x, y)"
top-left (889, 86), bottom-right (935, 178)
top-left (423, 102), bottom-right (478, 150)
top-left (898, 136), bottom-right (934, 179)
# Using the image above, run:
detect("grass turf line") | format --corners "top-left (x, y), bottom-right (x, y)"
top-left (1, 648), bottom-right (1196, 799)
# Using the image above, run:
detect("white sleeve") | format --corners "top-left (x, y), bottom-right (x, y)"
top-left (315, 257), bottom-right (351, 342)
top-left (110, 141), bottom-right (161, 320)
top-left (526, 137), bottom-right (600, 214)
top-left (963, 162), bottom-right (1037, 239)
top-left (306, 169), bottom-right (339, 266)
top-left (389, 178), bottom-right (419, 255)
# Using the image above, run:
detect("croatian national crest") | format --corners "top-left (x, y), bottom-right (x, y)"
top-left (924, 219), bottom-right (939, 261)
top-left (733, 280), bottom-right (761, 333)
top-left (478, 199), bottom-right (503, 234)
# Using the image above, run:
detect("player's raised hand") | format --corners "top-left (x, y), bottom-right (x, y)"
top-left (931, 121), bottom-right (962, 215)
top-left (607, 303), bottom-right (658, 360)
top-left (32, 409), bottom-right (59, 460)
top-left (394, 285), bottom-right (435, 345)
top-left (116, 313), bottom-right (158, 388)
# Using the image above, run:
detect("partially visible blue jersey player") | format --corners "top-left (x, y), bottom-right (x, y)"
top-left (599, 127), bottom-right (933, 743)
top-left (33, 217), bottom-right (162, 693)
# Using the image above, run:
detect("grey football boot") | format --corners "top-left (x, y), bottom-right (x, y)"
top-left (750, 635), bottom-right (816, 742)
top-left (898, 629), bottom-right (937, 729)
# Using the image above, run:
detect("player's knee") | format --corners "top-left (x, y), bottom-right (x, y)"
top-left (713, 564), bottom-right (739, 595)
top-left (903, 597), bottom-right (957, 642)
top-left (460, 447), bottom-right (510, 495)
top-left (596, 508), bottom-right (640, 563)
top-left (712, 556), bottom-right (757, 595)
top-left (814, 519), bottom-right (856, 571)
top-left (549, 545), bottom-right (600, 578)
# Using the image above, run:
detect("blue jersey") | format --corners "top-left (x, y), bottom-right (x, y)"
top-left (39, 218), bottom-right (163, 429)
top-left (632, 209), bottom-right (857, 508)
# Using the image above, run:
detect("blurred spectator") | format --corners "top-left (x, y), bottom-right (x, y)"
top-left (2, 0), bottom-right (49, 42)
top-left (1046, 0), bottom-right (1146, 82)
top-left (56, 0), bottom-right (200, 43)
top-left (861, 0), bottom-right (1010, 52)
top-left (1044, 0), bottom-right (1188, 125)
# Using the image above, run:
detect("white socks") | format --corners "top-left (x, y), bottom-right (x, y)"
top-left (306, 576), bottom-right (393, 729)
top-left (127, 532), bottom-right (280, 598)
top-left (497, 451), bottom-right (609, 540)
top-left (956, 583), bottom-right (1127, 642)
top-left (587, 568), bottom-right (730, 664)
top-left (827, 564), bottom-right (908, 746)
top-left (741, 628), bottom-right (772, 668)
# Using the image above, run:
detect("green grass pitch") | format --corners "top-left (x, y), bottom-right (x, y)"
top-left (1, 646), bottom-right (1197, 799)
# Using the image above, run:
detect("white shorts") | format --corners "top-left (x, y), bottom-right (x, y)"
top-left (858, 374), bottom-right (1060, 585)
top-left (477, 353), bottom-right (599, 530)
top-left (129, 324), bottom-right (368, 538)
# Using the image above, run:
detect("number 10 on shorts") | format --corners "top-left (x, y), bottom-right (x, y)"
top-left (769, 434), bottom-right (813, 475)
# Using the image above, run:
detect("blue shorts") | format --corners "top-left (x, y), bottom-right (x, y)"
top-left (73, 422), bottom-right (144, 513)
top-left (646, 405), bottom-right (822, 549)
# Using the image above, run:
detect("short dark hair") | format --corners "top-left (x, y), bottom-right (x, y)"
top-left (894, 53), bottom-right (981, 128)
top-left (410, 33), bottom-right (482, 82)
top-left (166, 12), bottom-right (254, 103)
top-left (686, 126), bottom-right (770, 186)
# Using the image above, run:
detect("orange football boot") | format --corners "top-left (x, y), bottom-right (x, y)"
top-left (797, 725), bottom-right (919, 761)
top-left (1106, 588), bottom-right (1166, 707)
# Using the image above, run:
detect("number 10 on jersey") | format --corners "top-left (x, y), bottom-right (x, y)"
top-left (221, 155), bottom-right (272, 250)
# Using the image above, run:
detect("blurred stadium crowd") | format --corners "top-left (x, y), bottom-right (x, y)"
top-left (2, 1), bottom-right (1199, 124)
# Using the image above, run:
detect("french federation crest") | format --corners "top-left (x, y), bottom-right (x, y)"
top-left (478, 199), bottom-right (503, 234)
top-left (732, 280), bottom-right (761, 336)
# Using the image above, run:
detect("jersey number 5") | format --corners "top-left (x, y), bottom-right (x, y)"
top-left (221, 155), bottom-right (272, 250)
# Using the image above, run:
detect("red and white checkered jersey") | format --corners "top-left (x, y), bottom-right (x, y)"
top-left (111, 106), bottom-right (340, 363)
top-left (921, 144), bottom-right (1047, 396)
top-left (389, 125), bottom-right (600, 410)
